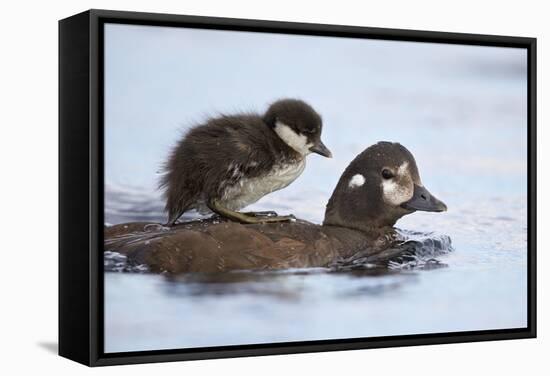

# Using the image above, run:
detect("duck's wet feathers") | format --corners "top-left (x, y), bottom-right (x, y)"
top-left (104, 218), bottom-right (396, 274)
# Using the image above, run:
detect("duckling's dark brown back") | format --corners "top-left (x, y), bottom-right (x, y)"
top-left (159, 114), bottom-right (294, 225)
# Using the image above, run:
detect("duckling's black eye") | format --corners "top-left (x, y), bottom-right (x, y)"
top-left (381, 169), bottom-right (394, 179)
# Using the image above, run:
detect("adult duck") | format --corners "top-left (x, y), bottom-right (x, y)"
top-left (105, 142), bottom-right (447, 273)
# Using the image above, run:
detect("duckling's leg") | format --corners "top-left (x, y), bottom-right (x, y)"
top-left (208, 200), bottom-right (295, 224)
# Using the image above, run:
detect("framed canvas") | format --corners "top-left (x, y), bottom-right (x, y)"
top-left (59, 9), bottom-right (536, 366)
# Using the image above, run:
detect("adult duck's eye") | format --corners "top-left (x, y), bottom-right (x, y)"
top-left (381, 168), bottom-right (394, 179)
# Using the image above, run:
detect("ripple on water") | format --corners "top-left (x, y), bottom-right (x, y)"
top-left (104, 251), bottom-right (149, 273)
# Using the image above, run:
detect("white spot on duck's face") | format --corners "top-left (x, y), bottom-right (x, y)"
top-left (381, 161), bottom-right (413, 206)
top-left (349, 174), bottom-right (365, 188)
top-left (274, 121), bottom-right (312, 155)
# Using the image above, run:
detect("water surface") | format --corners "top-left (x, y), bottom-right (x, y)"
top-left (104, 193), bottom-right (526, 352)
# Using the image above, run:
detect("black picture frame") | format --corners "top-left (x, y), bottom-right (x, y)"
top-left (59, 9), bottom-right (537, 367)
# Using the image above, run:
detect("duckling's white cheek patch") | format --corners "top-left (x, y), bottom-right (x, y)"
top-left (274, 121), bottom-right (311, 155)
top-left (349, 174), bottom-right (365, 188)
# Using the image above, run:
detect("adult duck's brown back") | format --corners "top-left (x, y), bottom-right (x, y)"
top-left (104, 218), bottom-right (389, 273)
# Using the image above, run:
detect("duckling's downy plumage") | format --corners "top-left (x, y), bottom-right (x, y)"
top-left (106, 142), bottom-right (447, 273)
top-left (160, 98), bottom-right (331, 226)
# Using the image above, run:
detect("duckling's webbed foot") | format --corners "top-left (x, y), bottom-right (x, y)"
top-left (245, 211), bottom-right (297, 223)
top-left (208, 200), bottom-right (295, 224)
top-left (242, 210), bottom-right (279, 217)
top-left (246, 214), bottom-right (296, 224)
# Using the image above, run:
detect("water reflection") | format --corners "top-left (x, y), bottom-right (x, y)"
top-left (160, 268), bottom-right (414, 299)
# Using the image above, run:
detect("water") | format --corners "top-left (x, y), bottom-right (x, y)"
top-left (103, 24), bottom-right (527, 353)
top-left (104, 192), bottom-right (526, 353)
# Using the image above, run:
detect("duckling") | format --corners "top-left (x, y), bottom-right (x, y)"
top-left (160, 98), bottom-right (332, 226)
top-left (106, 142), bottom-right (447, 273)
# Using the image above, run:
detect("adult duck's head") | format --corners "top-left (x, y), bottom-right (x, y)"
top-left (324, 142), bottom-right (447, 232)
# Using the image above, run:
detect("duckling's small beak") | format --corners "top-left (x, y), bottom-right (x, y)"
top-left (310, 140), bottom-right (332, 158)
top-left (401, 184), bottom-right (447, 213)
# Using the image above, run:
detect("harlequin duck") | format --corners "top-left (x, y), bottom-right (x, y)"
top-left (106, 142), bottom-right (447, 273)
top-left (324, 141), bottom-right (447, 231)
top-left (160, 98), bottom-right (332, 226)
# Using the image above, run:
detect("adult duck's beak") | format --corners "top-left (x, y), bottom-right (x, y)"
top-left (310, 140), bottom-right (332, 158)
top-left (401, 184), bottom-right (447, 212)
